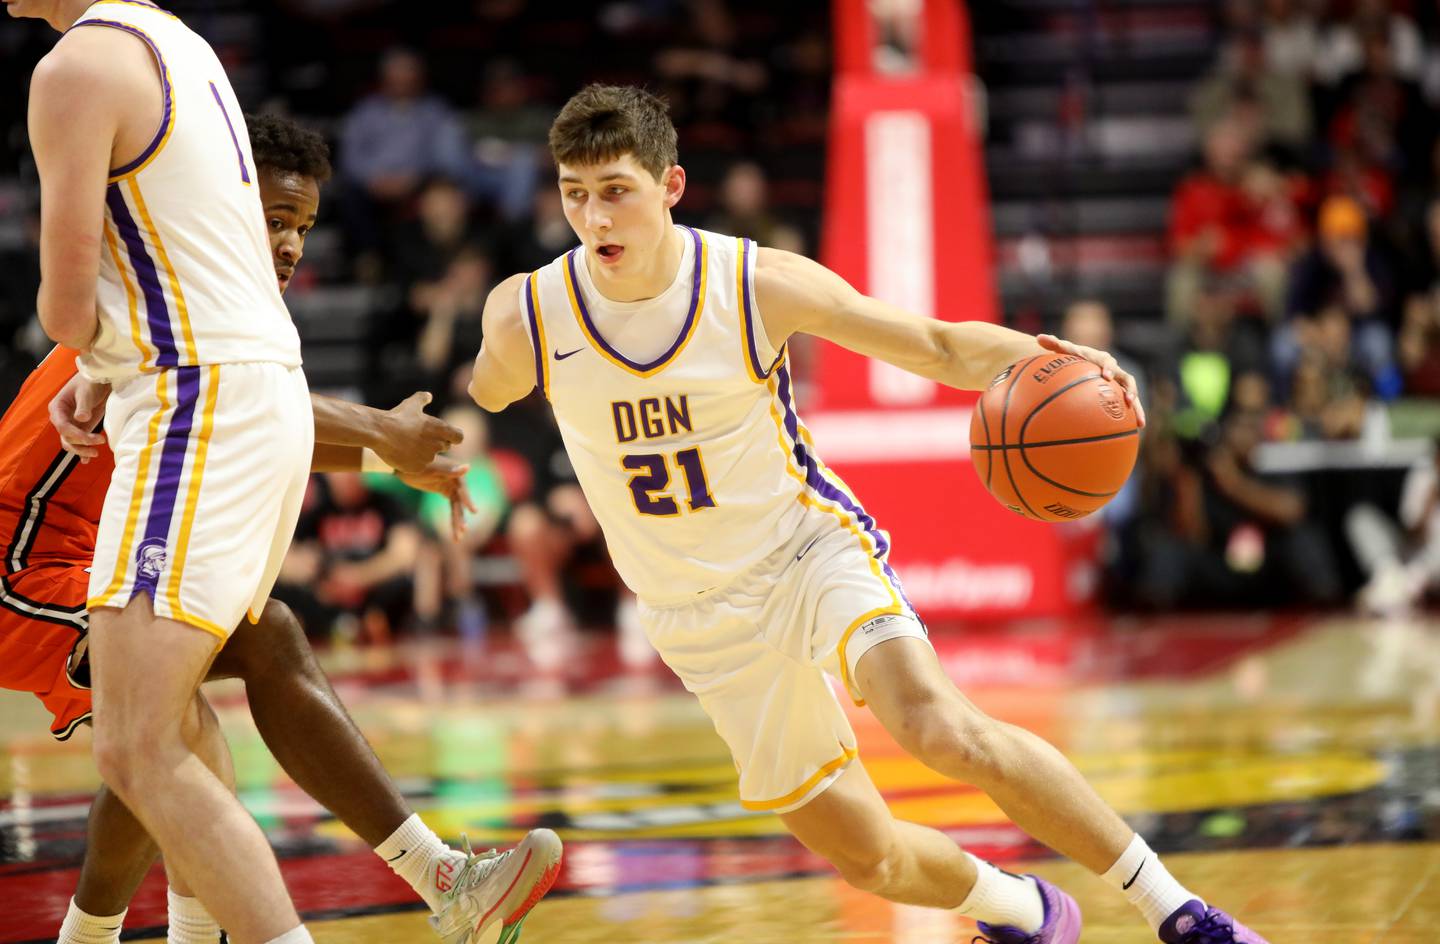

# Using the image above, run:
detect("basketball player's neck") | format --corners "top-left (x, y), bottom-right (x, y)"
top-left (44, 0), bottom-right (95, 31)
top-left (584, 221), bottom-right (686, 305)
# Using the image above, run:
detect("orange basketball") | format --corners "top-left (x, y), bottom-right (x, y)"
top-left (969, 353), bottom-right (1140, 522)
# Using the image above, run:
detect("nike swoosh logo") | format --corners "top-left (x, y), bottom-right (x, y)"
top-left (554, 347), bottom-right (584, 361)
top-left (385, 848), bottom-right (408, 862)
top-left (795, 535), bottom-right (823, 561)
top-left (1122, 858), bottom-right (1145, 890)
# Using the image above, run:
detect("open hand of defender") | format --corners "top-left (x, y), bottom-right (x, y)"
top-left (373, 391), bottom-right (465, 474)
top-left (48, 372), bottom-right (110, 463)
top-left (398, 455), bottom-right (479, 540)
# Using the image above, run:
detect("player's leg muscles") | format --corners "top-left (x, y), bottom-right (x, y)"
top-left (778, 762), bottom-right (975, 908)
top-left (208, 599), bottom-right (409, 846)
top-left (73, 784), bottom-right (160, 917)
top-left (89, 594), bottom-right (300, 942)
top-left (855, 636), bottom-right (1132, 873)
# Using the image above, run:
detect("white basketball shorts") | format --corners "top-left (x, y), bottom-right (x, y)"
top-left (88, 363), bottom-right (312, 641)
top-left (638, 502), bottom-right (928, 814)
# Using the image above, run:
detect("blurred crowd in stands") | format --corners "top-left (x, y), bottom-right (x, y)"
top-left (2, 0), bottom-right (1439, 651)
top-left (1106, 0), bottom-right (1440, 615)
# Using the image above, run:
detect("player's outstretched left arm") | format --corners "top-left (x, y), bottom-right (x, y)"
top-left (754, 248), bottom-right (1145, 426)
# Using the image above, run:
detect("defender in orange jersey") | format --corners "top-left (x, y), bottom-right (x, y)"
top-left (5, 113), bottom-right (559, 944)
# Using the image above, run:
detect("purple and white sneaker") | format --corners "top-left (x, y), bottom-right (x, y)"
top-left (974, 876), bottom-right (1082, 944)
top-left (1158, 900), bottom-right (1269, 944)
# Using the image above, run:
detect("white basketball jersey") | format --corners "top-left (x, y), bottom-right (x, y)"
top-left (524, 226), bottom-right (896, 604)
top-left (72, 0), bottom-right (301, 383)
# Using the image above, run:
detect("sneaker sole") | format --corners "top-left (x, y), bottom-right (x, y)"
top-left (474, 829), bottom-right (564, 938)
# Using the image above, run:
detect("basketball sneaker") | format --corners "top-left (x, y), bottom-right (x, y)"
top-left (429, 829), bottom-right (563, 944)
top-left (974, 876), bottom-right (1082, 944)
top-left (1158, 900), bottom-right (1269, 944)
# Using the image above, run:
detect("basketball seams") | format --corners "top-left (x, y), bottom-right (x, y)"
top-left (970, 428), bottom-right (1139, 451)
top-left (976, 392), bottom-right (994, 490)
top-left (1018, 445), bottom-right (1119, 499)
top-left (999, 355), bottom-right (1045, 520)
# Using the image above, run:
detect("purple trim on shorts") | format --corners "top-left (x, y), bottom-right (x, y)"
top-left (106, 184), bottom-right (178, 366)
top-left (774, 363), bottom-right (919, 614)
top-left (72, 20), bottom-right (172, 178)
top-left (567, 226), bottom-right (703, 372)
top-left (130, 366), bottom-right (201, 598)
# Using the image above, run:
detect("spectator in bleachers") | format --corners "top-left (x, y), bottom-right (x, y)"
top-left (1136, 408), bottom-right (1344, 609)
top-left (275, 473), bottom-right (424, 645)
top-left (705, 161), bottom-right (805, 254)
top-left (1347, 437), bottom-right (1440, 614)
top-left (1167, 118), bottom-right (1294, 324)
top-left (1282, 312), bottom-right (1378, 440)
top-left (462, 59), bottom-right (550, 221)
top-left (1262, 0), bottom-right (1320, 80)
top-left (1275, 194), bottom-right (1401, 393)
top-left (337, 47), bottom-right (471, 275)
top-left (414, 245), bottom-right (493, 384)
top-left (1167, 278), bottom-right (1269, 437)
top-left (493, 184), bottom-right (578, 276)
top-left (1192, 30), bottom-right (1312, 155)
top-left (1315, 0), bottom-right (1424, 87)
top-left (1321, 25), bottom-right (1434, 198)
top-left (1397, 196), bottom-right (1440, 396)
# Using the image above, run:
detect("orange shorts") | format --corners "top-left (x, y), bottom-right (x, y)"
top-left (0, 562), bottom-right (92, 740)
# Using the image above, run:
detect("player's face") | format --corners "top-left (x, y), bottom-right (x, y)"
top-left (257, 168), bottom-right (320, 295)
top-left (557, 153), bottom-right (684, 278)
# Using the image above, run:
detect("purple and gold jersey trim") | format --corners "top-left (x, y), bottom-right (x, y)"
top-left (523, 272), bottom-right (550, 399)
top-left (564, 226), bottom-right (707, 378)
top-left (735, 237), bottom-right (782, 383)
top-left (69, 19), bottom-right (176, 182)
top-left (103, 178), bottom-right (197, 368)
top-left (766, 355), bottom-right (915, 704)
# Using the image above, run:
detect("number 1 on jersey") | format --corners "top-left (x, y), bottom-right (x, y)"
top-left (623, 447), bottom-right (715, 516)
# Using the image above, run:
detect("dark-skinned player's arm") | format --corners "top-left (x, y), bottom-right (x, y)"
top-left (468, 273), bottom-right (541, 413)
top-left (754, 248), bottom-right (1145, 426)
top-left (309, 392), bottom-right (463, 474)
top-left (27, 29), bottom-right (127, 353)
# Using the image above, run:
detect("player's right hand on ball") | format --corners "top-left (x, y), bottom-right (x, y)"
top-left (375, 391), bottom-right (465, 474)
top-left (49, 374), bottom-right (110, 463)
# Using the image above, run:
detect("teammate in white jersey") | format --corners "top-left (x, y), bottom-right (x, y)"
top-left (468, 85), bottom-right (1270, 944)
top-left (17, 1), bottom-right (315, 939)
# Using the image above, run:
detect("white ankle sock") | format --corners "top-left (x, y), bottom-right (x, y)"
top-left (957, 854), bottom-right (1045, 933)
top-left (374, 813), bottom-right (465, 913)
top-left (1101, 833), bottom-right (1199, 931)
top-left (167, 888), bottom-right (221, 944)
top-left (263, 926), bottom-right (312, 944)
top-left (57, 899), bottom-right (125, 944)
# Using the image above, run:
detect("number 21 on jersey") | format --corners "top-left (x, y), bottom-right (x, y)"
top-left (622, 448), bottom-right (715, 517)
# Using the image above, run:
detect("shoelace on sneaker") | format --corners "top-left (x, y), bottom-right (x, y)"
top-left (972, 933), bottom-right (1041, 944)
top-left (451, 835), bottom-right (506, 895)
top-left (1176, 910), bottom-right (1240, 944)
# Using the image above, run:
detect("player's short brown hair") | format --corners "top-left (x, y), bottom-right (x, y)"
top-left (548, 84), bottom-right (678, 181)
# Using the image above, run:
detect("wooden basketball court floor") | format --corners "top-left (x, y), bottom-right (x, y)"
top-left (2, 612), bottom-right (1438, 943)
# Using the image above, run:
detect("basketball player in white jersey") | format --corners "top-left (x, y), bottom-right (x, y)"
top-left (18, 0), bottom-right (319, 939)
top-left (468, 85), bottom-right (1270, 944)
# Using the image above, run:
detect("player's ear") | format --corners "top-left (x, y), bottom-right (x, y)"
top-left (662, 165), bottom-right (685, 209)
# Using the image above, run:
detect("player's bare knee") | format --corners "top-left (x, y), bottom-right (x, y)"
top-left (91, 717), bottom-right (185, 801)
top-left (910, 710), bottom-right (1005, 783)
top-left (830, 835), bottom-right (901, 895)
